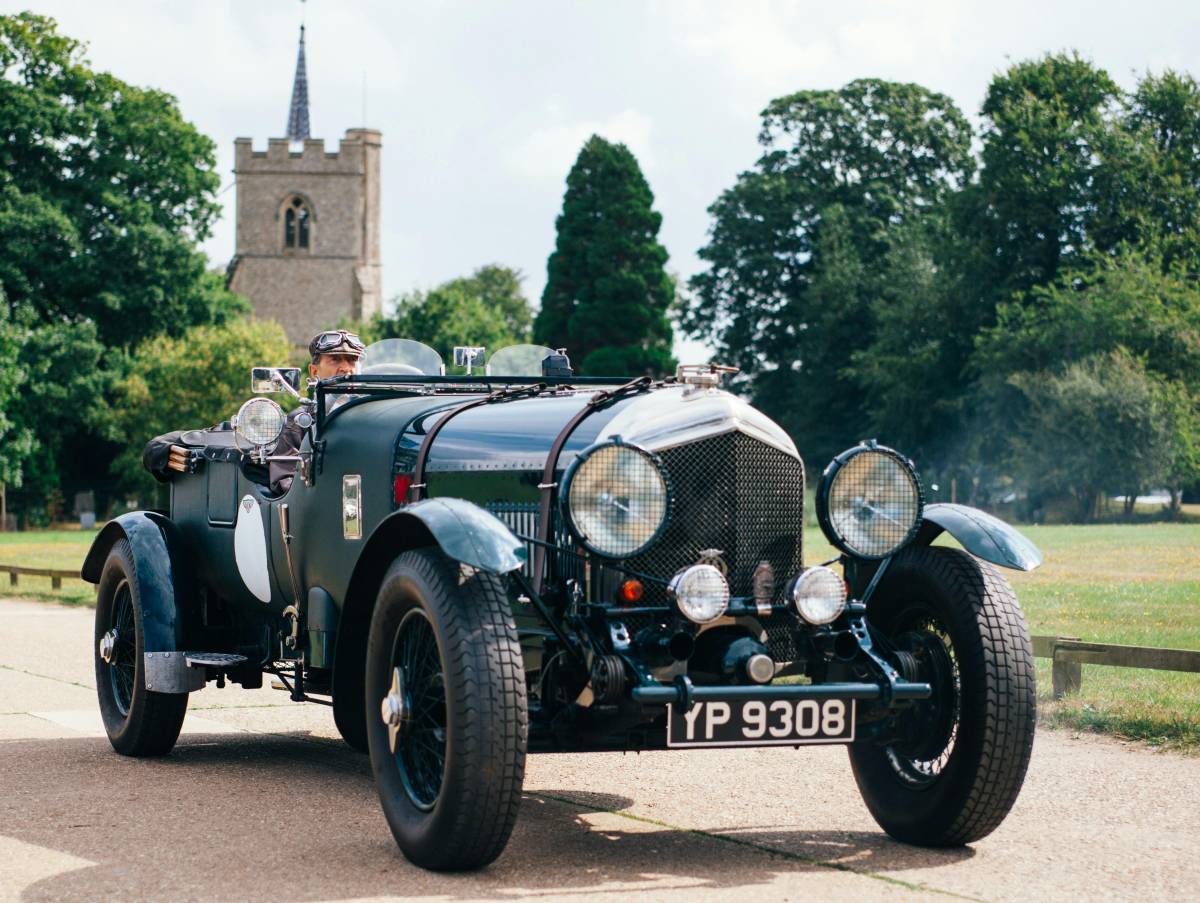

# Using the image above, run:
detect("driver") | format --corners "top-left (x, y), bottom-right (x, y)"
top-left (142, 330), bottom-right (367, 491)
top-left (268, 330), bottom-right (366, 493)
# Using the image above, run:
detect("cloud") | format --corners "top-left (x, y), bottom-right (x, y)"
top-left (506, 108), bottom-right (657, 182)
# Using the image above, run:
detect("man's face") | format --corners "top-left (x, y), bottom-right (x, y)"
top-left (309, 353), bottom-right (360, 380)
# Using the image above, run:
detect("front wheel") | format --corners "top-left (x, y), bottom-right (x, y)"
top-left (849, 545), bottom-right (1035, 846)
top-left (365, 549), bottom-right (527, 870)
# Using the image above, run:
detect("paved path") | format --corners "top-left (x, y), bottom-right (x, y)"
top-left (1, 596), bottom-right (1198, 902)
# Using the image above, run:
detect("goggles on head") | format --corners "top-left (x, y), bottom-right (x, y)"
top-left (309, 330), bottom-right (366, 359)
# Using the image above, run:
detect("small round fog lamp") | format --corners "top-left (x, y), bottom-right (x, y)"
top-left (234, 397), bottom-right (285, 447)
top-left (669, 564), bottom-right (730, 624)
top-left (790, 566), bottom-right (848, 625)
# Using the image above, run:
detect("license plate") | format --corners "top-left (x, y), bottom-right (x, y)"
top-left (666, 696), bottom-right (856, 748)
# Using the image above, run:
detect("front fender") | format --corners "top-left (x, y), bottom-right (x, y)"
top-left (81, 511), bottom-right (195, 652)
top-left (917, 503), bottom-right (1043, 571)
top-left (392, 498), bottom-right (526, 574)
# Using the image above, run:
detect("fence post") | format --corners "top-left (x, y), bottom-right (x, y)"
top-left (8, 571), bottom-right (16, 587)
top-left (1052, 636), bottom-right (1083, 699)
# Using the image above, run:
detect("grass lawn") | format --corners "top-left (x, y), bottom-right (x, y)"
top-left (0, 528), bottom-right (97, 605)
top-left (4, 522), bottom-right (1198, 749)
top-left (1005, 524), bottom-right (1200, 752)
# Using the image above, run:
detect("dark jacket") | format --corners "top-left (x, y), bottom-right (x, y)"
top-left (268, 409), bottom-right (309, 495)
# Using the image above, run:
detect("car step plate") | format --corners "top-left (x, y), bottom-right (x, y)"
top-left (184, 652), bottom-right (248, 669)
top-left (667, 695), bottom-right (855, 748)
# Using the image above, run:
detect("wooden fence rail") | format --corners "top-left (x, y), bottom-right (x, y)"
top-left (1032, 634), bottom-right (1200, 698)
top-left (0, 563), bottom-right (82, 591)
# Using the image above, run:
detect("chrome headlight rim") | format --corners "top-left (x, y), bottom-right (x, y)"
top-left (669, 563), bottom-right (731, 624)
top-left (815, 440), bottom-right (924, 560)
top-left (559, 439), bottom-right (672, 560)
top-left (233, 397), bottom-right (285, 449)
top-left (790, 566), bottom-right (848, 625)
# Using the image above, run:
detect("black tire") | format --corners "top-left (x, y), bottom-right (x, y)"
top-left (94, 539), bottom-right (188, 756)
top-left (333, 705), bottom-right (370, 753)
top-left (848, 545), bottom-right (1035, 846)
top-left (365, 549), bottom-right (527, 870)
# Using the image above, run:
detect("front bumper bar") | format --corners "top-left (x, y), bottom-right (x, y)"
top-left (631, 676), bottom-right (932, 707)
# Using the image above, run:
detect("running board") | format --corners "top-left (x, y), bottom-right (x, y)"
top-left (143, 651), bottom-right (249, 694)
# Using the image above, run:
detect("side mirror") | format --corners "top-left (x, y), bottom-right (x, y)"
top-left (251, 367), bottom-right (303, 397)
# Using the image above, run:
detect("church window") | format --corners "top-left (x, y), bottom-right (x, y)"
top-left (284, 196), bottom-right (311, 249)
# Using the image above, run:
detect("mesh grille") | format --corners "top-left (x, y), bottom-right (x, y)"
top-left (487, 502), bottom-right (584, 587)
top-left (489, 432), bottom-right (806, 661)
top-left (624, 432), bottom-right (804, 606)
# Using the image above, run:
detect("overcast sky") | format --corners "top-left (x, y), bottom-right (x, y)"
top-left (11, 1), bottom-right (1200, 357)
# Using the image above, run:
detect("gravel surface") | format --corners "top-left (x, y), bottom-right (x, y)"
top-left (2, 596), bottom-right (1197, 902)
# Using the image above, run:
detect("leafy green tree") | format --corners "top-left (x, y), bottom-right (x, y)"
top-left (0, 297), bottom-right (33, 489)
top-left (440, 265), bottom-right (532, 341)
top-left (846, 216), bottom-right (965, 465)
top-left (0, 13), bottom-right (246, 521)
top-left (0, 13), bottom-right (244, 346)
top-left (1008, 351), bottom-right (1173, 521)
top-left (975, 248), bottom-right (1200, 515)
top-left (535, 135), bottom-right (674, 376)
top-left (974, 53), bottom-right (1121, 297)
top-left (1092, 71), bottom-right (1200, 273)
top-left (976, 248), bottom-right (1200, 387)
top-left (684, 80), bottom-right (973, 465)
top-left (378, 284), bottom-right (519, 369)
top-left (107, 319), bottom-right (292, 500)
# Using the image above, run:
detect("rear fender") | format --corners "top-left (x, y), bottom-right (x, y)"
top-left (915, 503), bottom-right (1043, 571)
top-left (82, 511), bottom-right (195, 654)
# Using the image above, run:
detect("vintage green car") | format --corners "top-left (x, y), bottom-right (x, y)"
top-left (83, 339), bottom-right (1042, 870)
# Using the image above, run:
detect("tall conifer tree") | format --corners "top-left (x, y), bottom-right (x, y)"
top-left (535, 135), bottom-right (675, 375)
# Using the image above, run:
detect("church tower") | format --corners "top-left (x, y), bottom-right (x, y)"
top-left (227, 25), bottom-right (382, 344)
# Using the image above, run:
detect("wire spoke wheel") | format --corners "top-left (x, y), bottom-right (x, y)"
top-left (883, 612), bottom-right (961, 786)
top-left (391, 608), bottom-right (446, 811)
top-left (107, 581), bottom-right (138, 717)
top-left (848, 546), bottom-right (1035, 846)
top-left (366, 548), bottom-right (527, 871)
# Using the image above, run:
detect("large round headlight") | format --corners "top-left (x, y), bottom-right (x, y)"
top-left (234, 398), bottom-right (285, 447)
top-left (816, 441), bottom-right (923, 559)
top-left (669, 564), bottom-right (730, 624)
top-left (561, 441), bottom-right (669, 558)
top-left (790, 566), bottom-right (847, 625)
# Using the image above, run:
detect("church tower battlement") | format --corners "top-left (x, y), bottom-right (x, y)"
top-left (227, 25), bottom-right (382, 344)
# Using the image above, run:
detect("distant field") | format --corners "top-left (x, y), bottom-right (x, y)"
top-left (0, 528), bottom-right (96, 605)
top-left (4, 522), bottom-right (1198, 749)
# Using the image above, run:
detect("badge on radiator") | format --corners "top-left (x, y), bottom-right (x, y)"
top-left (753, 561), bottom-right (775, 616)
top-left (697, 549), bottom-right (728, 576)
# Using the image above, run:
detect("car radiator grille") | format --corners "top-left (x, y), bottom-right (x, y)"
top-left (625, 431), bottom-right (804, 605)
top-left (488, 432), bottom-right (806, 661)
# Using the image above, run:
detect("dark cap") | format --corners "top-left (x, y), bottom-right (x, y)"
top-left (309, 330), bottom-right (366, 359)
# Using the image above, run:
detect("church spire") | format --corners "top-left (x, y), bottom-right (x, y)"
top-left (286, 24), bottom-right (310, 141)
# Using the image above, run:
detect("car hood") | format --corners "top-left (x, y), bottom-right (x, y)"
top-left (411, 384), bottom-right (797, 474)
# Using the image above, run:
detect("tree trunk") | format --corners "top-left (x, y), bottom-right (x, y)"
top-left (1168, 487), bottom-right (1183, 521)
